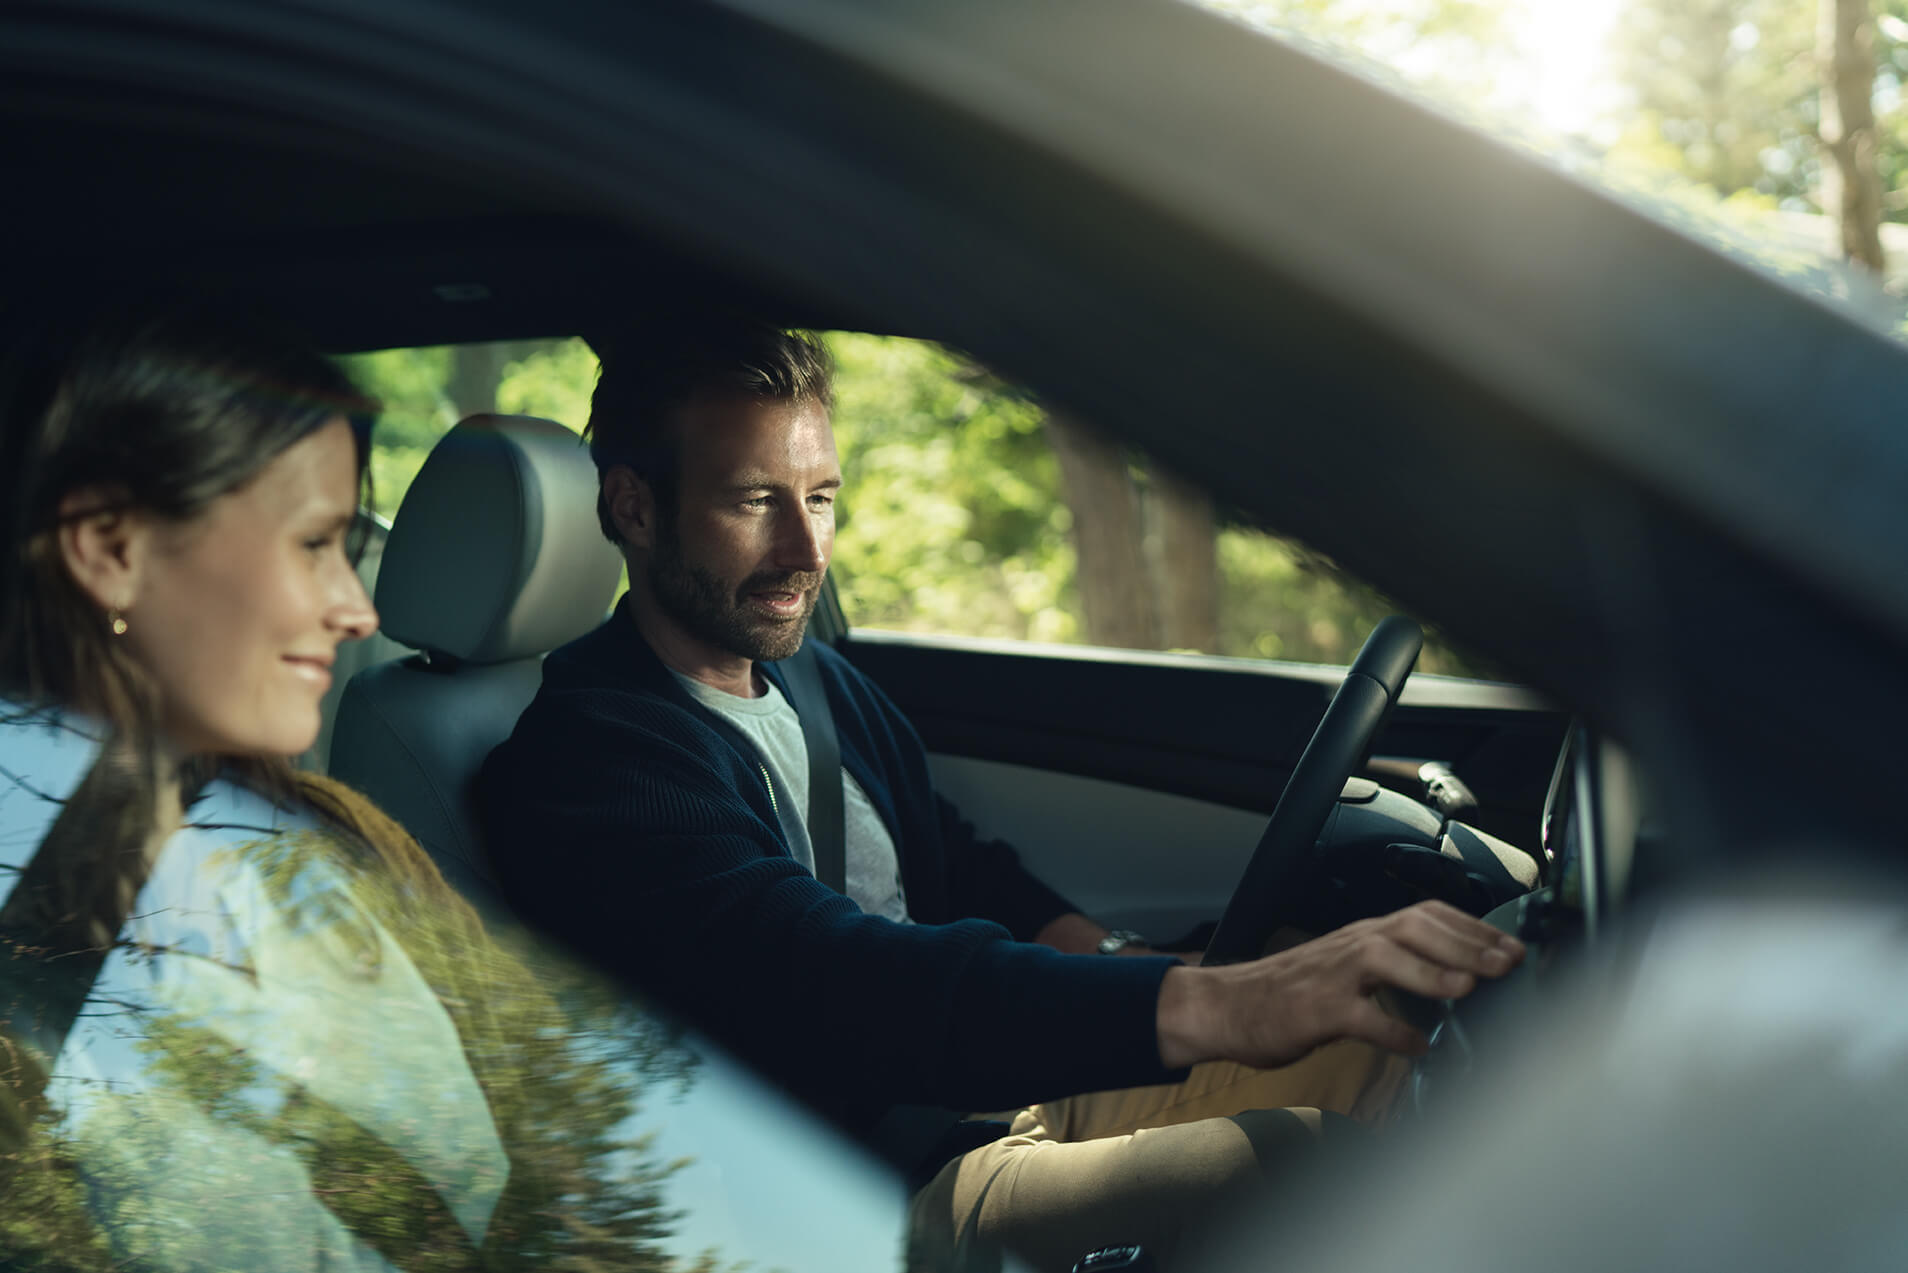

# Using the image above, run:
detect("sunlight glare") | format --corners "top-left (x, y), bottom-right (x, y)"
top-left (1501, 0), bottom-right (1628, 139)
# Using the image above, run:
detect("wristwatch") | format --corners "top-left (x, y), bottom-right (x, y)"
top-left (1096, 929), bottom-right (1149, 956)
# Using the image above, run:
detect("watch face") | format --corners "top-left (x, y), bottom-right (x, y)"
top-left (1098, 930), bottom-right (1145, 955)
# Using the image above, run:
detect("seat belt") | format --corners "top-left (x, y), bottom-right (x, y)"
top-left (778, 640), bottom-right (845, 894)
top-left (776, 646), bottom-right (1004, 1180)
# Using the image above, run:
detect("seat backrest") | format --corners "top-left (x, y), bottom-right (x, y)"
top-left (329, 414), bottom-right (623, 905)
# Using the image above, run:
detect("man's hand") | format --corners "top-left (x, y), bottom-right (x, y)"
top-left (1154, 900), bottom-right (1523, 1071)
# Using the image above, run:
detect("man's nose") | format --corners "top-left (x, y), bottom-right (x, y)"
top-left (774, 508), bottom-right (830, 573)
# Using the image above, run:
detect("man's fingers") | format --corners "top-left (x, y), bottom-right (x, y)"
top-left (1186, 902), bottom-right (1523, 1071)
top-left (1334, 995), bottom-right (1428, 1057)
top-left (1351, 933), bottom-right (1478, 1000)
top-left (1383, 902), bottom-right (1524, 975)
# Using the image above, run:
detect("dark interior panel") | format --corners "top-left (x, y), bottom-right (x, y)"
top-left (841, 631), bottom-right (1566, 841)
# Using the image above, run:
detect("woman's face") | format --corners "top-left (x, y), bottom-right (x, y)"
top-left (120, 417), bottom-right (378, 758)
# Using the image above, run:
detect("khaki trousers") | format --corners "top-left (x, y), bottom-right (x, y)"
top-left (908, 1039), bottom-right (1407, 1273)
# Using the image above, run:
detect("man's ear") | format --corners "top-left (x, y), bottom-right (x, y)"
top-left (56, 489), bottom-right (152, 615)
top-left (602, 465), bottom-right (660, 551)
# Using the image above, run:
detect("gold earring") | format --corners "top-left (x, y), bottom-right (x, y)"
top-left (108, 609), bottom-right (128, 636)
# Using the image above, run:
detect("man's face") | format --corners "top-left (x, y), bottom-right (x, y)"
top-left (645, 394), bottom-right (840, 664)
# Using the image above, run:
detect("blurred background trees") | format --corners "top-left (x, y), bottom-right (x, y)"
top-left (343, 0), bottom-right (1908, 681)
top-left (1214, 0), bottom-right (1907, 281)
top-left (345, 331), bottom-right (1474, 673)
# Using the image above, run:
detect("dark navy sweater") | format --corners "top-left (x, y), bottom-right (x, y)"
top-left (481, 602), bottom-right (1182, 1137)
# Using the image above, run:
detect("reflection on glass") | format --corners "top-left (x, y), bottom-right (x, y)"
top-left (0, 702), bottom-right (893, 1271)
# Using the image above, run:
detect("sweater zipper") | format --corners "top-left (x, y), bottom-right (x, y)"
top-left (757, 763), bottom-right (779, 817)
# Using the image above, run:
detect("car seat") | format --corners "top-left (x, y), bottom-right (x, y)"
top-left (328, 413), bottom-right (623, 908)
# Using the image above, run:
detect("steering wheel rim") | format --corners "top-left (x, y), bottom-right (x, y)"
top-left (1203, 616), bottom-right (1423, 965)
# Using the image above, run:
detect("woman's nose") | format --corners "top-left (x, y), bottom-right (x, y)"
top-left (329, 567), bottom-right (380, 642)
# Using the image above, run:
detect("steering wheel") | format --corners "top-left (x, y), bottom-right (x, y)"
top-left (1202, 616), bottom-right (1423, 965)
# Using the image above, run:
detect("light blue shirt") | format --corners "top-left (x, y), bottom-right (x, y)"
top-left (0, 702), bottom-right (508, 1267)
top-left (670, 673), bottom-right (911, 924)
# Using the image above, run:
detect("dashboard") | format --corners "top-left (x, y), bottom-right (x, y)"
top-left (1412, 722), bottom-right (1646, 1108)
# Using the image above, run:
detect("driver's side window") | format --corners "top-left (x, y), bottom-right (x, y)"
top-left (339, 332), bottom-right (1483, 677)
top-left (824, 332), bottom-right (1485, 676)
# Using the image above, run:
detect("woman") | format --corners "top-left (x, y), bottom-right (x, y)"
top-left (0, 306), bottom-right (663, 1271)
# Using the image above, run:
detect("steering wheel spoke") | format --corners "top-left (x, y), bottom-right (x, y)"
top-left (1204, 616), bottom-right (1423, 965)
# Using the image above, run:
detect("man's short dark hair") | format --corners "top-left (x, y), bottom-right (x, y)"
top-left (584, 321), bottom-right (834, 546)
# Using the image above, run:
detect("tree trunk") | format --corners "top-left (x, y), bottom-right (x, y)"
top-left (1149, 470), bottom-right (1219, 653)
top-left (446, 342), bottom-right (511, 419)
top-left (1047, 413), bottom-right (1159, 649)
top-left (1819, 0), bottom-right (1886, 273)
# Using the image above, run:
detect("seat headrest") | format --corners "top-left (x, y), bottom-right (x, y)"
top-left (376, 414), bottom-right (624, 664)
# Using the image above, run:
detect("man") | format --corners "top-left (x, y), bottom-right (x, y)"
top-left (482, 321), bottom-right (1522, 1270)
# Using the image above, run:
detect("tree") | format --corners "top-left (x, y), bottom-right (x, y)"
top-left (1150, 470), bottom-right (1222, 654)
top-left (1046, 415), bottom-right (1158, 650)
top-left (1821, 0), bottom-right (1888, 269)
top-left (1610, 0), bottom-right (1821, 203)
top-left (339, 330), bottom-right (1478, 671)
top-left (1610, 0), bottom-right (1905, 277)
top-left (341, 339), bottom-right (591, 518)
top-left (1047, 417), bottom-right (1221, 652)
top-left (0, 824), bottom-right (734, 1272)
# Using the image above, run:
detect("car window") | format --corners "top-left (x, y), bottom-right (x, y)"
top-left (341, 338), bottom-right (599, 518)
top-left (1189, 0), bottom-right (1908, 337)
top-left (826, 332), bottom-right (1486, 675)
top-left (345, 335), bottom-right (1483, 676)
top-left (0, 704), bottom-right (911, 1272)
top-left (299, 340), bottom-right (606, 776)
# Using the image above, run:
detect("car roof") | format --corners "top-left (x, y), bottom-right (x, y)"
top-left (7, 0), bottom-right (1908, 863)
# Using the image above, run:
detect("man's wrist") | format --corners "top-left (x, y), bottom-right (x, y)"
top-left (1034, 911), bottom-right (1120, 956)
top-left (1155, 964), bottom-right (1219, 1070)
top-left (1096, 928), bottom-right (1149, 956)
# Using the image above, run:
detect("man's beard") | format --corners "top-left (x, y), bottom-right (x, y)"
top-left (647, 529), bottom-right (823, 663)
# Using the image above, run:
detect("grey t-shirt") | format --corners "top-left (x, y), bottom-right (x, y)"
top-left (671, 671), bottom-right (911, 924)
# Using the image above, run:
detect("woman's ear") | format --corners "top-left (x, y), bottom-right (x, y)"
top-left (602, 465), bottom-right (659, 551)
top-left (55, 489), bottom-right (151, 615)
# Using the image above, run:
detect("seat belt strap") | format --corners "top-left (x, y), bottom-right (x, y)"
top-left (779, 640), bottom-right (846, 894)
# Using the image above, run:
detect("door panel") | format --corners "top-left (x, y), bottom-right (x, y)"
top-left (929, 754), bottom-right (1267, 942)
top-left (844, 629), bottom-right (1567, 931)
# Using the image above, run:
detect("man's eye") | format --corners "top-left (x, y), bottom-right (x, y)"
top-left (742, 496), bottom-right (773, 510)
top-left (807, 494), bottom-right (835, 510)
top-left (304, 534), bottom-right (338, 553)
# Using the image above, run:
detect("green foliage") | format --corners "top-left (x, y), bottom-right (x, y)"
top-left (829, 332), bottom-right (1483, 672)
top-left (1202, 0), bottom-right (1908, 312)
top-left (827, 333), bottom-right (1078, 643)
top-left (342, 345), bottom-right (457, 450)
top-left (1218, 532), bottom-right (1482, 675)
top-left (1609, 0), bottom-right (1908, 218)
top-left (0, 826), bottom-right (727, 1272)
top-left (342, 339), bottom-right (596, 518)
top-left (497, 338), bottom-right (598, 432)
top-left (1608, 0), bottom-right (1821, 205)
top-left (343, 343), bottom-right (456, 518)
top-left (369, 442), bottom-right (432, 520)
top-left (343, 330), bottom-right (1484, 673)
